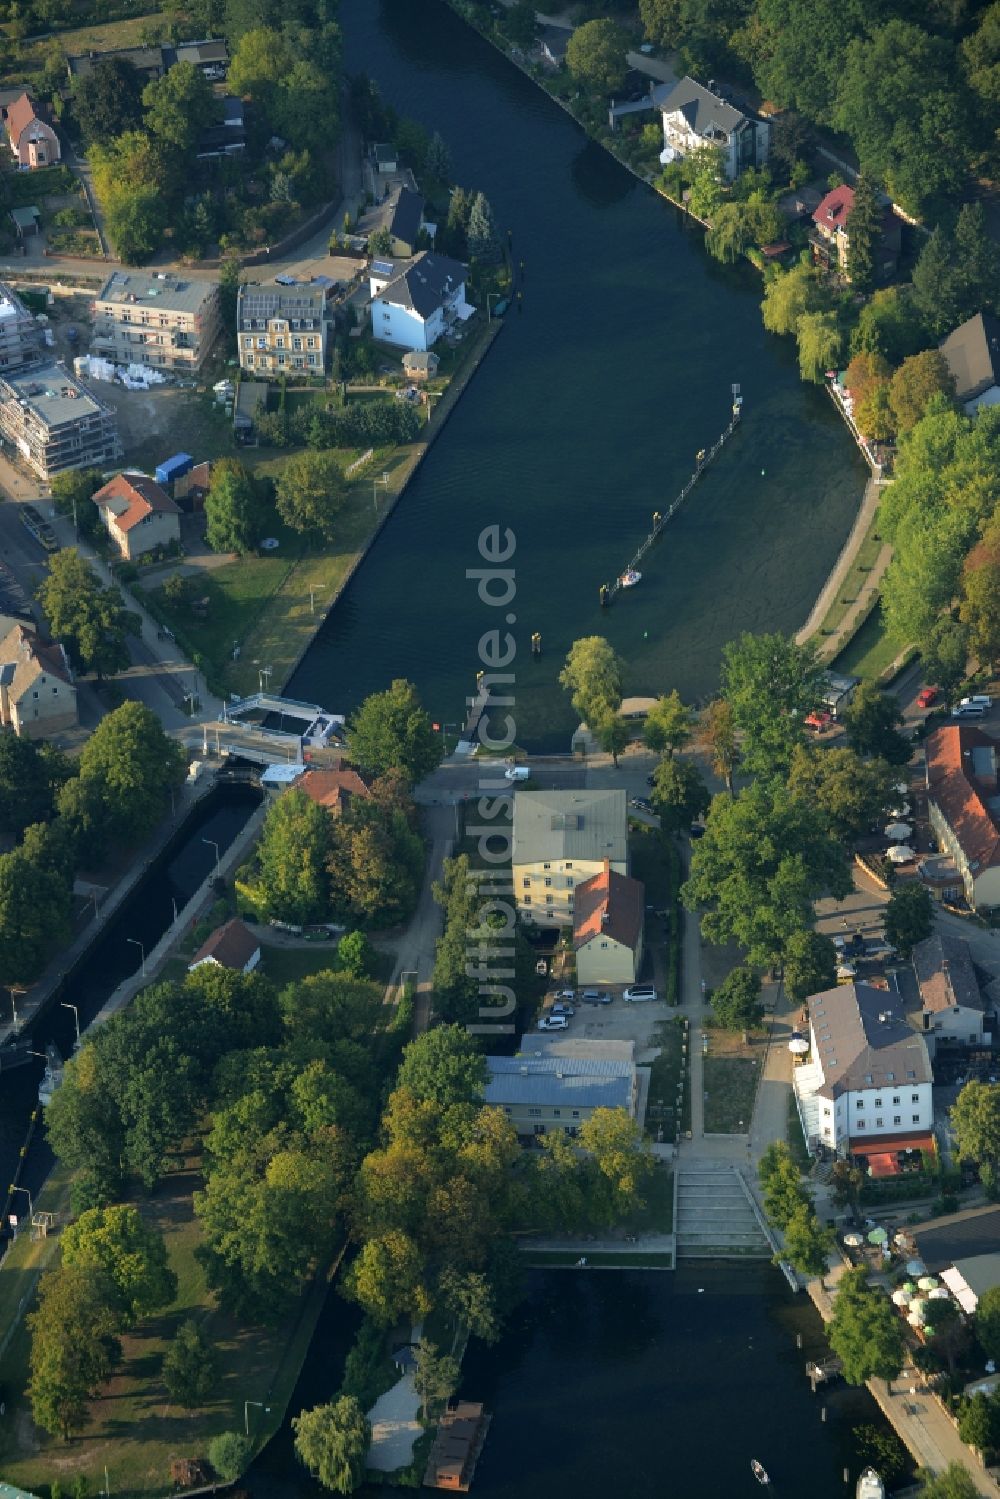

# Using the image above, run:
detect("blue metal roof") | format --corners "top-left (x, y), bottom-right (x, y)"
top-left (485, 1055), bottom-right (633, 1111)
top-left (155, 452), bottom-right (194, 484)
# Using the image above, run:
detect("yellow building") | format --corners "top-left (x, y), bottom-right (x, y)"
top-left (0, 619), bottom-right (76, 739)
top-left (573, 862), bottom-right (644, 985)
top-left (236, 282), bottom-right (326, 376)
top-left (513, 788), bottom-right (628, 927)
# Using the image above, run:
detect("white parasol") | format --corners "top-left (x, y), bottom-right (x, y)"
top-left (788, 1034), bottom-right (810, 1055)
top-left (918, 1275), bottom-right (939, 1291)
top-left (889, 803), bottom-right (912, 818)
top-left (887, 844), bottom-right (916, 864)
top-left (892, 1288), bottom-right (913, 1306)
top-left (843, 1232), bottom-right (864, 1248)
top-left (885, 822), bottom-right (913, 841)
top-left (928, 1287), bottom-right (951, 1300)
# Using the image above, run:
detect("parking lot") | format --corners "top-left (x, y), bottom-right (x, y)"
top-left (534, 989), bottom-right (666, 1059)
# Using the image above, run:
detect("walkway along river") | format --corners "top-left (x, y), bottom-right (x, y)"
top-left (287, 0), bottom-right (869, 751)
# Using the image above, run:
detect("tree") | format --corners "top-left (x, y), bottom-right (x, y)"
top-left (205, 460), bottom-right (272, 555)
top-left (844, 175), bottom-right (883, 293)
top-left (710, 966), bottom-right (762, 1031)
top-left (257, 788), bottom-right (332, 926)
top-left (28, 1264), bottom-right (121, 1439)
top-left (275, 451), bottom-right (346, 541)
top-left (50, 468), bottom-right (105, 541)
top-left (796, 310), bottom-right (843, 384)
top-left (851, 286), bottom-right (929, 366)
top-left (844, 351), bottom-right (892, 408)
top-left (61, 1204), bottom-right (176, 1326)
top-left (466, 190), bottom-right (501, 266)
top-left (830, 1160), bottom-right (864, 1219)
top-left (77, 701), bottom-right (186, 843)
top-left (769, 111), bottom-right (812, 175)
top-left (577, 1108), bottom-right (656, 1222)
top-left (598, 714), bottom-right (629, 766)
top-left (720, 631), bottom-right (822, 777)
top-left (697, 698), bottom-right (738, 794)
top-left (685, 144), bottom-right (725, 221)
top-left (783, 928), bottom-right (837, 1002)
top-left (342, 1229), bottom-right (430, 1326)
top-left (917, 1466), bottom-right (982, 1499)
top-left (978, 1285), bottom-right (1000, 1362)
top-left (143, 62), bottom-right (214, 153)
top-left (844, 681), bottom-right (911, 765)
top-left (38, 548), bottom-right (130, 679)
top-left (827, 1267), bottom-right (904, 1385)
top-left (782, 1202), bottom-right (834, 1277)
top-left (395, 1025), bottom-right (487, 1107)
top-left (162, 1318), bottom-right (218, 1407)
top-left (0, 733), bottom-right (60, 835)
top-left (952, 1081), bottom-right (1000, 1184)
top-left (954, 202), bottom-right (1000, 321)
top-left (854, 384), bottom-right (894, 442)
top-left (368, 226), bottom-right (392, 257)
top-left (855, 1425), bottom-right (909, 1488)
top-left (888, 350), bottom-right (955, 434)
top-left (337, 929), bottom-right (375, 978)
top-left (959, 1391), bottom-right (1000, 1457)
top-left (565, 18), bottom-right (628, 94)
top-left (560, 636), bottom-right (624, 729)
top-left (923, 615), bottom-right (970, 699)
top-left (438, 1267), bottom-right (499, 1352)
top-left (347, 678), bottom-right (442, 782)
top-left (644, 690), bottom-right (692, 757)
top-left (788, 744), bottom-right (896, 845)
top-left (413, 1340), bottom-right (460, 1420)
top-left (208, 1432), bottom-right (253, 1483)
top-left (961, 524), bottom-right (1000, 668)
top-left (73, 56), bottom-right (144, 142)
top-left (911, 227), bottom-right (969, 339)
top-left (758, 1141), bottom-right (809, 1229)
top-left (650, 756), bottom-right (710, 834)
top-left (425, 130), bottom-right (452, 182)
top-left (293, 1397), bottom-right (370, 1494)
top-left (884, 882), bottom-right (933, 959)
top-left (762, 263), bottom-right (823, 338)
top-left (0, 844), bottom-right (72, 985)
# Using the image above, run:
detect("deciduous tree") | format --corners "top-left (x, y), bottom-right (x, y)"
top-left (796, 310), bottom-right (843, 384)
top-left (720, 631), bottom-right (822, 776)
top-left (73, 56), bottom-right (144, 142)
top-left (650, 756), bottom-right (710, 834)
top-left (293, 1397), bottom-right (370, 1494)
top-left (844, 681), bottom-right (911, 766)
top-left (977, 1285), bottom-right (1000, 1362)
top-left (710, 966), bottom-right (762, 1031)
top-left (644, 689), bottom-right (692, 757)
top-left (888, 350), bottom-right (955, 434)
top-left (884, 882), bottom-right (933, 958)
top-left (827, 1267), bottom-right (904, 1385)
top-left (347, 678), bottom-right (442, 782)
top-left (413, 1340), bottom-right (460, 1421)
top-left (559, 636), bottom-right (624, 729)
top-left (143, 61), bottom-right (214, 153)
top-left (208, 1432), bottom-right (253, 1483)
top-left (598, 714), bottom-right (629, 766)
top-left (205, 459), bottom-right (272, 555)
top-left (342, 1229), bottom-right (430, 1326)
top-left (783, 928), bottom-right (837, 1001)
top-left (275, 451), bottom-right (346, 541)
top-left (38, 548), bottom-right (131, 679)
top-left (395, 1026), bottom-right (487, 1108)
top-left (697, 697), bottom-right (738, 794)
top-left (761, 263), bottom-right (823, 338)
top-left (788, 744), bottom-right (896, 845)
top-left (951, 1081), bottom-right (1000, 1185)
top-left (782, 1201), bottom-right (834, 1277)
top-left (565, 18), bottom-right (628, 93)
top-left (163, 1318), bottom-right (218, 1407)
top-left (0, 733), bottom-right (60, 835)
top-left (257, 787), bottom-right (332, 926)
top-left (28, 1264), bottom-right (121, 1439)
top-left (76, 701), bottom-right (186, 842)
top-left (61, 1204), bottom-right (176, 1326)
top-left (0, 843), bottom-right (72, 986)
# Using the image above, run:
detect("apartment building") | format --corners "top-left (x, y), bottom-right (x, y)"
top-left (926, 724), bottom-right (1000, 910)
top-left (0, 619), bottom-right (76, 739)
top-left (513, 789), bottom-right (628, 927)
top-left (0, 280), bottom-right (42, 371)
top-left (236, 283), bottom-right (326, 376)
top-left (91, 271), bottom-right (221, 373)
top-left (483, 1053), bottom-right (637, 1138)
top-left (0, 363), bottom-right (121, 480)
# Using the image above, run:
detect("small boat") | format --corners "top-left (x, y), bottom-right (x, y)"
top-left (751, 1459), bottom-right (770, 1485)
top-left (37, 1042), bottom-right (64, 1108)
top-left (619, 568), bottom-right (641, 588)
top-left (857, 1470), bottom-right (884, 1499)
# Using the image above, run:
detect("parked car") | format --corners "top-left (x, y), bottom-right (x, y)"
top-left (952, 703), bottom-right (987, 719)
top-left (689, 823), bottom-right (706, 839)
top-left (504, 765), bottom-right (531, 782)
top-left (917, 687), bottom-right (939, 709)
top-left (623, 985), bottom-right (657, 1002)
top-left (537, 1014), bottom-right (569, 1031)
top-left (552, 1000), bottom-right (575, 1013)
top-left (805, 710), bottom-right (832, 732)
top-left (550, 989), bottom-right (575, 1001)
top-left (630, 796), bottom-right (653, 813)
top-left (961, 695), bottom-right (993, 709)
top-left (581, 989), bottom-right (612, 1005)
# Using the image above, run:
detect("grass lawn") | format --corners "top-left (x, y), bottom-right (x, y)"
top-left (256, 940), bottom-right (393, 988)
top-left (703, 1056), bottom-right (758, 1134)
top-left (814, 515), bottom-right (884, 642)
top-left (645, 1015), bottom-right (689, 1143)
top-left (833, 602), bottom-right (908, 682)
top-left (627, 1165), bottom-right (673, 1235)
top-left (0, 1157), bottom-right (336, 1499)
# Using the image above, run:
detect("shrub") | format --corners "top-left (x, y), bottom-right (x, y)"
top-left (208, 1432), bottom-right (253, 1481)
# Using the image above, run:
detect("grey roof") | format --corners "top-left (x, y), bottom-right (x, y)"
top-left (538, 24), bottom-right (571, 60)
top-left (513, 788), bottom-right (628, 867)
top-left (0, 362), bottom-right (110, 432)
top-left (952, 1252), bottom-right (1000, 1301)
top-left (67, 44), bottom-right (165, 77)
top-left (807, 981), bottom-right (932, 1099)
top-left (238, 283), bottom-right (324, 327)
top-left (660, 74), bottom-right (747, 137)
top-left (402, 350), bottom-right (439, 371)
top-left (376, 251), bottom-right (467, 319)
top-left (940, 313), bottom-right (1000, 402)
top-left (484, 1054), bottom-right (633, 1111)
top-left (912, 1205), bottom-right (1000, 1274)
top-left (96, 270), bottom-right (218, 317)
top-left (518, 1036), bottom-right (636, 1064)
top-left (388, 186), bottom-right (423, 246)
top-left (912, 932), bottom-right (985, 1015)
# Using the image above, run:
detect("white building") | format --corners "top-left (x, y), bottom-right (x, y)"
top-left (659, 75), bottom-right (769, 183)
top-left (793, 981), bottom-right (934, 1168)
top-left (369, 251), bottom-right (470, 352)
top-left (911, 932), bottom-right (989, 1049)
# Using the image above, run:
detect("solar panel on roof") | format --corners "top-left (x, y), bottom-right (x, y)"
top-left (372, 259), bottom-right (395, 276)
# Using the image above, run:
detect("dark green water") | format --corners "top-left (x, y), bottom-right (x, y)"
top-left (288, 0), bottom-right (867, 750)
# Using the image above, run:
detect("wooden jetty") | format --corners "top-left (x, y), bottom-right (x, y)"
top-left (807, 1356), bottom-right (843, 1391)
top-left (423, 1401), bottom-right (492, 1492)
top-left (602, 389), bottom-right (744, 606)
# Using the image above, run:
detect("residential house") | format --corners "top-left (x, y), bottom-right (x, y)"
top-left (809, 184), bottom-right (901, 282)
top-left (369, 251), bottom-right (470, 352)
top-left (197, 97), bottom-right (246, 160)
top-left (92, 472), bottom-right (182, 561)
top-left (0, 363), bottom-right (121, 480)
top-left (939, 313), bottom-right (1000, 415)
top-left (911, 1205), bottom-right (1000, 1312)
top-left (188, 917), bottom-right (261, 974)
top-left (659, 75), bottom-right (769, 182)
top-left (92, 271), bottom-right (222, 374)
top-left (0, 620), bottom-right (76, 738)
top-left (236, 283), bottom-right (326, 376)
top-left (383, 185), bottom-right (424, 257)
top-left (372, 142), bottom-right (398, 175)
top-left (5, 93), bottom-right (59, 169)
top-left (573, 859), bottom-right (645, 985)
top-left (513, 788), bottom-right (628, 927)
top-left (925, 724), bottom-right (1000, 910)
top-left (538, 24), bottom-right (571, 68)
top-left (402, 350), bottom-right (439, 382)
top-left (0, 280), bottom-right (43, 371)
top-left (911, 931), bottom-right (989, 1049)
top-left (292, 765), bottom-right (370, 817)
top-left (483, 1053), bottom-right (637, 1137)
top-left (792, 980), bottom-right (934, 1167)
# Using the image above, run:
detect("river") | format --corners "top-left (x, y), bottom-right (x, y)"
top-left (287, 0), bottom-right (868, 751)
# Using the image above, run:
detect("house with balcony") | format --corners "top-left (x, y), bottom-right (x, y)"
top-left (369, 251), bottom-right (470, 352)
top-left (513, 788), bottom-right (628, 928)
top-left (809, 184), bottom-right (901, 283)
top-left (236, 283), bottom-right (326, 376)
top-left (0, 363), bottom-right (121, 480)
top-left (911, 931), bottom-right (989, 1050)
top-left (92, 271), bottom-right (221, 374)
top-left (792, 980), bottom-right (934, 1170)
top-left (92, 472), bottom-right (181, 561)
top-left (925, 724), bottom-right (1000, 911)
top-left (658, 75), bottom-right (769, 182)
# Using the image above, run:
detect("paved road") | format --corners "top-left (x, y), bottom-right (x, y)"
top-left (381, 803), bottom-right (454, 1034)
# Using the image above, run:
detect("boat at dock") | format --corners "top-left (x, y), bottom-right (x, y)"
top-left (856, 1470), bottom-right (884, 1499)
top-left (619, 569), bottom-right (641, 588)
top-left (751, 1459), bottom-right (770, 1485)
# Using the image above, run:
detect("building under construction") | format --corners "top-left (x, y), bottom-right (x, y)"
top-left (0, 362), bottom-right (122, 479)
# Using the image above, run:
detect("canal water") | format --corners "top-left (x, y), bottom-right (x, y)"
top-left (287, 0), bottom-right (868, 750)
top-left (0, 783), bottom-right (260, 1203)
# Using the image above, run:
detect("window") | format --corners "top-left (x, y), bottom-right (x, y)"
top-left (912, 1114), bottom-right (920, 1123)
top-left (522, 895), bottom-right (530, 906)
top-left (528, 1108), bottom-right (541, 1117)
top-left (823, 1105), bottom-right (831, 1116)
top-left (856, 1099), bottom-right (863, 1109)
top-left (257, 337), bottom-right (266, 349)
top-left (565, 861), bottom-right (573, 869)
top-left (522, 877), bottom-right (530, 888)
top-left (307, 337), bottom-right (316, 349)
top-left (543, 862), bottom-right (551, 870)
top-left (886, 1072), bottom-right (895, 1081)
top-left (876, 1118), bottom-right (883, 1128)
top-left (545, 895), bottom-right (553, 905)
top-left (911, 1093), bottom-right (919, 1102)
top-left (292, 337), bottom-right (302, 351)
top-left (544, 877), bottom-right (552, 887)
top-left (600, 940), bottom-right (608, 948)
top-left (892, 1096), bottom-right (900, 1105)
top-left (856, 1120), bottom-right (866, 1130)
top-left (572, 1110), bottom-right (580, 1118)
top-left (275, 337), bottom-right (284, 349)
top-left (893, 1116), bottom-right (901, 1125)
top-left (553, 1110), bottom-right (561, 1118)
top-left (874, 1098), bottom-right (882, 1108)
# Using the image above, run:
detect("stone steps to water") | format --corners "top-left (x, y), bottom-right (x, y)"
top-left (674, 1164), bottom-right (772, 1259)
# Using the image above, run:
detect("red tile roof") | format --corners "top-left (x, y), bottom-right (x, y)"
top-left (293, 766), bottom-right (370, 814)
top-left (93, 471), bottom-right (180, 534)
top-left (189, 917), bottom-right (260, 972)
top-left (813, 185), bottom-right (855, 232)
top-left (573, 860), bottom-right (643, 953)
top-left (6, 92), bottom-right (43, 147)
top-left (926, 724), bottom-right (1000, 872)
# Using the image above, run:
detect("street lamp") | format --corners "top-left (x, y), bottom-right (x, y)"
top-left (61, 1002), bottom-right (80, 1047)
top-left (203, 838), bottom-right (221, 876)
top-left (309, 587), bottom-right (324, 615)
top-left (258, 665), bottom-right (272, 694)
top-left (373, 472), bottom-right (390, 513)
top-left (126, 937), bottom-right (146, 976)
top-left (245, 1399), bottom-right (271, 1436)
top-left (9, 1183), bottom-right (32, 1225)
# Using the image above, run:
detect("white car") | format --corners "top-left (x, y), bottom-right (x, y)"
top-left (537, 1014), bottom-right (569, 1031)
top-left (623, 985), bottom-right (657, 1003)
top-left (504, 765), bottom-right (530, 782)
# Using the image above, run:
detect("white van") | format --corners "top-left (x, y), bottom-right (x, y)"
top-left (961, 695), bottom-right (993, 709)
top-left (504, 765), bottom-right (531, 782)
top-left (952, 703), bottom-right (988, 719)
top-left (623, 985), bottom-right (657, 1003)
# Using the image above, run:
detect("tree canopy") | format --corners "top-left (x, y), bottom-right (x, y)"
top-left (38, 549), bottom-right (131, 679)
top-left (884, 883), bottom-right (933, 959)
top-left (61, 1204), bottom-right (176, 1326)
top-left (827, 1267), bottom-right (905, 1385)
top-left (720, 632), bottom-right (822, 776)
top-left (205, 460), bottom-right (273, 555)
top-left (292, 1396), bottom-right (370, 1494)
top-left (559, 636), bottom-right (624, 729)
top-left (347, 678), bottom-right (442, 782)
top-left (565, 18), bottom-right (629, 93)
top-left (275, 451), bottom-right (346, 541)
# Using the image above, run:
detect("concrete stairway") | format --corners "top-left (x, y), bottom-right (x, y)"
top-left (675, 1164), bottom-right (772, 1259)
